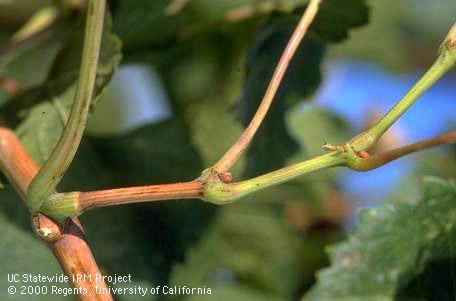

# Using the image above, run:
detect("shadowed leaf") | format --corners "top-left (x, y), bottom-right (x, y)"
top-left (12, 13), bottom-right (121, 164)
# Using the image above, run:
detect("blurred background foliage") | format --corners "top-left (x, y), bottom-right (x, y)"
top-left (0, 0), bottom-right (455, 300)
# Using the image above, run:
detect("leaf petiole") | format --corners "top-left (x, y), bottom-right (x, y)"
top-left (26, 0), bottom-right (106, 211)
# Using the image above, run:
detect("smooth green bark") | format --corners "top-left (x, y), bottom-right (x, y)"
top-left (27, 0), bottom-right (106, 210)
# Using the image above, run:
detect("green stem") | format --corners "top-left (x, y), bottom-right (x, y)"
top-left (204, 129), bottom-right (456, 204)
top-left (27, 0), bottom-right (106, 211)
top-left (204, 151), bottom-right (345, 204)
top-left (350, 24), bottom-right (456, 152)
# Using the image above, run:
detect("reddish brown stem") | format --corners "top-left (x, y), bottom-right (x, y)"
top-left (0, 128), bottom-right (37, 199)
top-left (78, 181), bottom-right (203, 211)
top-left (0, 127), bottom-right (112, 301)
top-left (349, 130), bottom-right (456, 171)
top-left (213, 0), bottom-right (322, 172)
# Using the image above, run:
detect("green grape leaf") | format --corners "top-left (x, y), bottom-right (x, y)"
top-left (175, 0), bottom-right (309, 27)
top-left (151, 28), bottom-right (249, 175)
top-left (46, 15), bottom-right (122, 105)
top-left (111, 1), bottom-right (182, 52)
top-left (11, 13), bottom-right (121, 164)
top-left (113, 0), bottom-right (369, 54)
top-left (304, 177), bottom-right (456, 301)
top-left (0, 23), bottom-right (68, 92)
top-left (170, 199), bottom-right (302, 299)
top-left (89, 120), bottom-right (202, 185)
top-left (310, 0), bottom-right (370, 43)
top-left (112, 0), bottom-right (310, 52)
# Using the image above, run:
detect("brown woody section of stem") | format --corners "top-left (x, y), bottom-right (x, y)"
top-left (78, 181), bottom-right (203, 211)
top-left (0, 127), bottom-right (112, 301)
top-left (348, 131), bottom-right (456, 171)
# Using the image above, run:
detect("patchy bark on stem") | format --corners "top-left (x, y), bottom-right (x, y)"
top-left (0, 127), bottom-right (112, 301)
top-left (78, 181), bottom-right (203, 212)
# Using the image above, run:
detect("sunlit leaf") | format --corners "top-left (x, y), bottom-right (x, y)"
top-left (305, 177), bottom-right (456, 301)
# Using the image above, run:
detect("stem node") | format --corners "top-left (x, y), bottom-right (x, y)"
top-left (32, 212), bottom-right (63, 242)
top-left (198, 168), bottom-right (238, 204)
